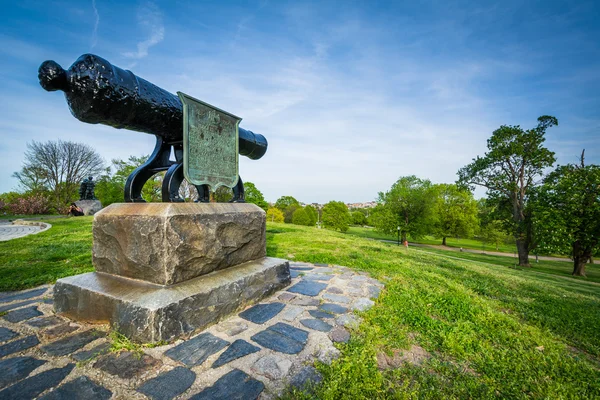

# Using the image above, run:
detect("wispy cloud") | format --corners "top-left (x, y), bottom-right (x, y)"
top-left (90, 0), bottom-right (100, 49)
top-left (122, 1), bottom-right (164, 59)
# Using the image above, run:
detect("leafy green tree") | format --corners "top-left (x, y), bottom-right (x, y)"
top-left (352, 211), bottom-right (367, 226)
top-left (95, 156), bottom-right (162, 205)
top-left (432, 184), bottom-right (478, 245)
top-left (283, 204), bottom-right (299, 223)
top-left (244, 182), bottom-right (268, 211)
top-left (476, 198), bottom-right (511, 251)
top-left (535, 151), bottom-right (600, 276)
top-left (275, 196), bottom-right (300, 211)
top-left (304, 205), bottom-right (318, 226)
top-left (480, 220), bottom-right (508, 251)
top-left (213, 186), bottom-right (232, 202)
top-left (94, 167), bottom-right (123, 207)
top-left (458, 116), bottom-right (557, 266)
top-left (266, 207), bottom-right (284, 223)
top-left (322, 201), bottom-right (351, 232)
top-left (292, 207), bottom-right (313, 226)
top-left (373, 176), bottom-right (436, 242)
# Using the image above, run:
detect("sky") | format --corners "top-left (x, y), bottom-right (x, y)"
top-left (1, 0), bottom-right (599, 203)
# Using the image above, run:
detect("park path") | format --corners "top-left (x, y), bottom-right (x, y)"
top-left (374, 239), bottom-right (600, 288)
top-left (0, 221), bottom-right (51, 241)
top-left (377, 239), bottom-right (593, 263)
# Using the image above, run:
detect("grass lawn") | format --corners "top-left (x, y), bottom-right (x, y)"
top-left (267, 224), bottom-right (600, 398)
top-left (404, 246), bottom-right (600, 285)
top-left (0, 216), bottom-right (94, 291)
top-left (1, 219), bottom-right (599, 398)
top-left (349, 226), bottom-right (519, 254)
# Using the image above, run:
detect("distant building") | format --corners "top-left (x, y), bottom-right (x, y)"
top-left (346, 201), bottom-right (378, 209)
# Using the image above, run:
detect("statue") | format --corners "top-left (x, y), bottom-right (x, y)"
top-left (79, 178), bottom-right (88, 200)
top-left (79, 176), bottom-right (96, 200)
top-left (38, 54), bottom-right (268, 203)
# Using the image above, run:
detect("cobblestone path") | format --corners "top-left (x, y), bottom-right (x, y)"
top-left (0, 262), bottom-right (383, 399)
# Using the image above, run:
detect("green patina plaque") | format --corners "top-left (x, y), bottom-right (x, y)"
top-left (178, 92), bottom-right (241, 190)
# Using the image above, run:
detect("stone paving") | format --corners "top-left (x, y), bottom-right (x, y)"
top-left (0, 221), bottom-right (51, 241)
top-left (0, 263), bottom-right (384, 399)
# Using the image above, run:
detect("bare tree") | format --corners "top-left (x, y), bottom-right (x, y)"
top-left (13, 140), bottom-right (104, 210)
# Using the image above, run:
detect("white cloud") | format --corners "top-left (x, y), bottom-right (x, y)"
top-left (122, 1), bottom-right (164, 59)
top-left (91, 0), bottom-right (100, 49)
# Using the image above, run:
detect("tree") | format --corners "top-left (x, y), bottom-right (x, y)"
top-left (476, 198), bottom-right (511, 251)
top-left (322, 201), bottom-right (351, 232)
top-left (292, 207), bottom-right (313, 226)
top-left (95, 156), bottom-right (163, 205)
top-left (283, 204), bottom-right (299, 223)
top-left (12, 165), bottom-right (49, 193)
top-left (352, 211), bottom-right (367, 226)
top-left (13, 140), bottom-right (105, 210)
top-left (266, 207), bottom-right (284, 223)
top-left (94, 167), bottom-right (123, 207)
top-left (457, 116), bottom-right (557, 266)
top-left (432, 184), bottom-right (478, 245)
top-left (535, 151), bottom-right (600, 276)
top-left (213, 186), bottom-right (232, 202)
top-left (373, 176), bottom-right (436, 242)
top-left (304, 205), bottom-right (318, 226)
top-left (275, 196), bottom-right (300, 211)
top-left (244, 182), bottom-right (268, 211)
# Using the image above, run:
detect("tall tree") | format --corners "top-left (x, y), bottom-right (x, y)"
top-left (244, 182), bottom-right (268, 211)
top-left (13, 140), bottom-right (104, 210)
top-left (373, 175), bottom-right (436, 242)
top-left (432, 184), bottom-right (478, 245)
top-left (292, 207), bottom-right (313, 226)
top-left (275, 196), bottom-right (300, 211)
top-left (457, 116), bottom-right (557, 266)
top-left (476, 198), bottom-right (511, 251)
top-left (283, 204), bottom-right (299, 223)
top-left (535, 151), bottom-right (600, 276)
top-left (322, 201), bottom-right (351, 232)
top-left (304, 205), bottom-right (318, 226)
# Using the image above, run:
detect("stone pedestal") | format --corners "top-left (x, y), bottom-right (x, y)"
top-left (75, 199), bottom-right (103, 216)
top-left (54, 203), bottom-right (290, 342)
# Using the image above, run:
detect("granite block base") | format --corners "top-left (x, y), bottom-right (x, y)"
top-left (53, 257), bottom-right (290, 343)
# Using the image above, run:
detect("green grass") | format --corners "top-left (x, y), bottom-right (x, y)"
top-left (349, 226), bottom-right (519, 254)
top-left (268, 223), bottom-right (600, 399)
top-left (409, 246), bottom-right (600, 285)
top-left (1, 218), bottom-right (599, 398)
top-left (0, 216), bottom-right (94, 291)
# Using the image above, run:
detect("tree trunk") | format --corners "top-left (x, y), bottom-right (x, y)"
top-left (442, 236), bottom-right (447, 246)
top-left (573, 257), bottom-right (587, 277)
top-left (516, 239), bottom-right (530, 267)
top-left (572, 241), bottom-right (590, 277)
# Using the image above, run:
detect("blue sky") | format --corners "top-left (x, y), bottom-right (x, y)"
top-left (1, 0), bottom-right (598, 203)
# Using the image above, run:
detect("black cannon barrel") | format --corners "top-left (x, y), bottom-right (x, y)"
top-left (38, 54), bottom-right (267, 160)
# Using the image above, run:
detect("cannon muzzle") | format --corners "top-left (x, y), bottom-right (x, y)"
top-left (38, 54), bottom-right (267, 160)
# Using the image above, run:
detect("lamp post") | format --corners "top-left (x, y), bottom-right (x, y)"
top-left (397, 226), bottom-right (400, 246)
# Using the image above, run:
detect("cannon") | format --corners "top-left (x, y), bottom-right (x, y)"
top-left (38, 53), bottom-right (267, 203)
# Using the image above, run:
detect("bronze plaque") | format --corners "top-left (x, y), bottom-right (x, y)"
top-left (178, 92), bottom-right (241, 190)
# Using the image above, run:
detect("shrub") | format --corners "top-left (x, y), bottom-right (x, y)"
top-left (292, 207), bottom-right (313, 226)
top-left (7, 194), bottom-right (50, 215)
top-left (266, 207), bottom-right (284, 223)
